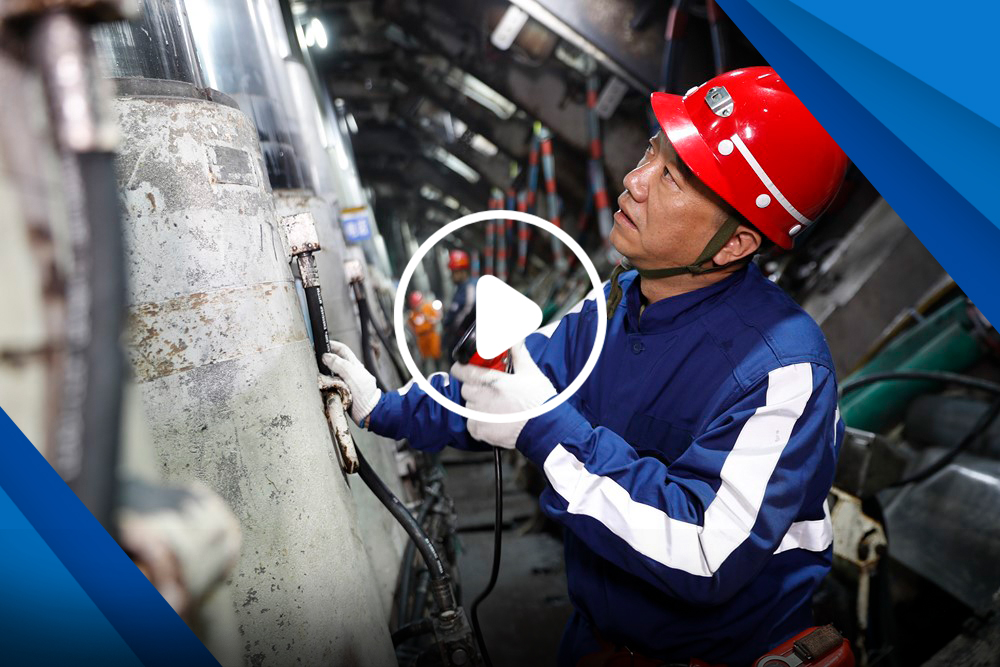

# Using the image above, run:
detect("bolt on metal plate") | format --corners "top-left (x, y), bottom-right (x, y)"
top-left (705, 86), bottom-right (734, 117)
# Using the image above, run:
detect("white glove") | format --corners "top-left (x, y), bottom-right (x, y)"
top-left (322, 341), bottom-right (382, 425)
top-left (451, 342), bottom-right (557, 449)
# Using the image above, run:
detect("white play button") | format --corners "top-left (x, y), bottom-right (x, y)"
top-left (475, 275), bottom-right (543, 359)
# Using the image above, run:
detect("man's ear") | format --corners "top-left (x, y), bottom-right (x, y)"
top-left (713, 224), bottom-right (761, 265)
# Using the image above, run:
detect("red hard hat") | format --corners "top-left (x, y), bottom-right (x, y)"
top-left (448, 249), bottom-right (471, 271)
top-left (651, 67), bottom-right (848, 249)
top-left (408, 291), bottom-right (423, 309)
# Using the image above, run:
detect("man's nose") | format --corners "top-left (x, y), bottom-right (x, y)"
top-left (623, 161), bottom-right (651, 202)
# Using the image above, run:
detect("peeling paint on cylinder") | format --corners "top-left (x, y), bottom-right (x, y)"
top-left (272, 189), bottom-right (405, 618)
top-left (114, 91), bottom-right (396, 667)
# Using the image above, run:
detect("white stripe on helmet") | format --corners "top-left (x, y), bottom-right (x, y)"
top-left (730, 133), bottom-right (813, 227)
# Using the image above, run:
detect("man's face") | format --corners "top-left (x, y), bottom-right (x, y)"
top-left (610, 131), bottom-right (728, 269)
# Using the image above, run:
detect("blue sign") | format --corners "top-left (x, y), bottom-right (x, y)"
top-left (340, 209), bottom-right (372, 242)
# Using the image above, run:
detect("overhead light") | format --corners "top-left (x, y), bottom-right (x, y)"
top-left (303, 17), bottom-right (328, 49)
top-left (346, 112), bottom-right (358, 134)
top-left (430, 146), bottom-right (480, 184)
top-left (420, 184), bottom-right (442, 201)
top-left (444, 68), bottom-right (516, 119)
top-left (443, 196), bottom-right (460, 210)
top-left (470, 134), bottom-right (498, 157)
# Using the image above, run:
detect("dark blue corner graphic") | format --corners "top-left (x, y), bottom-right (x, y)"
top-left (0, 408), bottom-right (220, 667)
top-left (717, 0), bottom-right (1000, 325)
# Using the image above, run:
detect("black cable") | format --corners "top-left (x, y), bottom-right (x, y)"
top-left (370, 310), bottom-right (410, 381)
top-left (888, 394), bottom-right (1000, 488)
top-left (357, 448), bottom-right (451, 585)
top-left (391, 618), bottom-right (434, 647)
top-left (352, 282), bottom-right (388, 392)
top-left (303, 283), bottom-right (330, 366)
top-left (838, 370), bottom-right (1000, 489)
top-left (397, 490), bottom-right (438, 626)
top-left (65, 151), bottom-right (125, 537)
top-left (839, 370), bottom-right (1000, 398)
top-left (470, 449), bottom-right (503, 667)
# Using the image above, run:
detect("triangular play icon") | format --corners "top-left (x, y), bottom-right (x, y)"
top-left (475, 275), bottom-right (544, 359)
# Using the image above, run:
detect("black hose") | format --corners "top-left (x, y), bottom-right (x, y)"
top-left (303, 283), bottom-right (330, 367)
top-left (61, 151), bottom-right (125, 537)
top-left (397, 490), bottom-right (438, 626)
top-left (353, 280), bottom-right (408, 384)
top-left (838, 371), bottom-right (1000, 489)
top-left (470, 449), bottom-right (503, 667)
top-left (353, 282), bottom-right (388, 392)
top-left (888, 394), bottom-right (1000, 488)
top-left (370, 310), bottom-right (410, 382)
top-left (391, 618), bottom-right (434, 647)
top-left (357, 449), bottom-right (451, 589)
top-left (839, 370), bottom-right (1000, 398)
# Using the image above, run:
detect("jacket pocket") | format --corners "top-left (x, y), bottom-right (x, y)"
top-left (624, 413), bottom-right (694, 465)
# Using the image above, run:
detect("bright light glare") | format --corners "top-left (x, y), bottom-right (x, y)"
top-left (420, 184), bottom-right (442, 201)
top-left (445, 68), bottom-right (516, 119)
top-left (432, 300), bottom-right (443, 311)
top-left (470, 134), bottom-right (498, 157)
top-left (312, 18), bottom-right (328, 49)
top-left (431, 146), bottom-right (480, 183)
top-left (443, 196), bottom-right (460, 210)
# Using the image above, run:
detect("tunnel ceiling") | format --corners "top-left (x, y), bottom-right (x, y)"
top-left (296, 0), bottom-right (765, 250)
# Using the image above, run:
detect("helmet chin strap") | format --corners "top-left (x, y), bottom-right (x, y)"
top-left (606, 217), bottom-right (748, 319)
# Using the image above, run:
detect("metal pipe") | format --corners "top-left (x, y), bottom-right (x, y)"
top-left (32, 11), bottom-right (124, 535)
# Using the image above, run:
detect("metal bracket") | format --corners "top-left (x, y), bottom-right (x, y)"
top-left (705, 85), bottom-right (734, 117)
top-left (280, 212), bottom-right (321, 257)
top-left (344, 258), bottom-right (365, 284)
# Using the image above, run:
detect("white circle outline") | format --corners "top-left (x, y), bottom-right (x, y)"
top-left (394, 210), bottom-right (607, 424)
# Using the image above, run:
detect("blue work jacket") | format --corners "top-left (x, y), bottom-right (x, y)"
top-left (369, 263), bottom-right (843, 666)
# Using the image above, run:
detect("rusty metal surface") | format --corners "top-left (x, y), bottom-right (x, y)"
top-left (279, 211), bottom-right (320, 256)
top-left (0, 47), bottom-right (68, 458)
top-left (114, 93), bottom-right (396, 667)
top-left (126, 281), bottom-right (307, 382)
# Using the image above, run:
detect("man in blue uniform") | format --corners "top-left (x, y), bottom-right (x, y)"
top-left (325, 67), bottom-right (850, 666)
top-left (442, 248), bottom-right (476, 357)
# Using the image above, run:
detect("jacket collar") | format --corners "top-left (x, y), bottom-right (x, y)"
top-left (624, 263), bottom-right (752, 333)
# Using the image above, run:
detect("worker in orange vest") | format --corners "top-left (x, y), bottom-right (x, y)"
top-left (407, 290), bottom-right (442, 371)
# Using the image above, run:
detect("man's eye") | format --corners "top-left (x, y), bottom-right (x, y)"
top-left (663, 167), bottom-right (674, 180)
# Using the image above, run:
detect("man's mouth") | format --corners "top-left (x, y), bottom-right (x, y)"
top-left (614, 209), bottom-right (638, 231)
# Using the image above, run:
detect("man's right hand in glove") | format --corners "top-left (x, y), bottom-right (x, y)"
top-left (322, 341), bottom-right (381, 426)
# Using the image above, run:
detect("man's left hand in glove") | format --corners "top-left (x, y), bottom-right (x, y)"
top-left (451, 342), bottom-right (556, 449)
